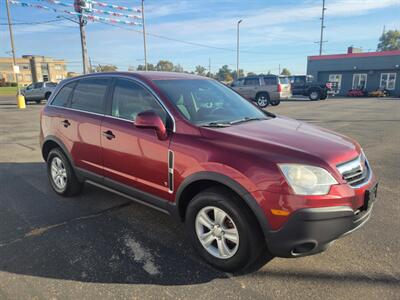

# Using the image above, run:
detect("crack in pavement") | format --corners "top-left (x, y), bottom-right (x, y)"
top-left (0, 201), bottom-right (133, 247)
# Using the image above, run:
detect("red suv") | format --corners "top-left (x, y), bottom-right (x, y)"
top-left (40, 72), bottom-right (378, 272)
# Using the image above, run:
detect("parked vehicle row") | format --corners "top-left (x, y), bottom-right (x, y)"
top-left (40, 71), bottom-right (377, 273)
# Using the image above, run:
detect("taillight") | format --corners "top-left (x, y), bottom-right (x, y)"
top-left (277, 83), bottom-right (282, 92)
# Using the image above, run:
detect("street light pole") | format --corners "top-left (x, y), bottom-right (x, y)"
top-left (141, 0), bottom-right (148, 71)
top-left (236, 19), bottom-right (242, 79)
top-left (79, 15), bottom-right (89, 74)
top-left (5, 0), bottom-right (20, 96)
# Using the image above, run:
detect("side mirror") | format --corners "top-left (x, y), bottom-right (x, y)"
top-left (135, 110), bottom-right (168, 140)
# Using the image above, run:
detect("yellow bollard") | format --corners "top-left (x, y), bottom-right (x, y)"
top-left (17, 94), bottom-right (26, 109)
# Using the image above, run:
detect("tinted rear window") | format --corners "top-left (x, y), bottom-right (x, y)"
top-left (70, 78), bottom-right (109, 114)
top-left (279, 77), bottom-right (289, 84)
top-left (244, 78), bottom-right (259, 86)
top-left (263, 77), bottom-right (277, 85)
top-left (51, 82), bottom-right (75, 107)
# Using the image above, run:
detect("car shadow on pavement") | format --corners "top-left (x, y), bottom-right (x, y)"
top-left (0, 162), bottom-right (227, 285)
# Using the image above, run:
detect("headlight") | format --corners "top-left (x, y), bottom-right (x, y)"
top-left (279, 164), bottom-right (337, 195)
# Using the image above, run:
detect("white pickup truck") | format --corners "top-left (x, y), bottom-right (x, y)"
top-left (21, 82), bottom-right (57, 104)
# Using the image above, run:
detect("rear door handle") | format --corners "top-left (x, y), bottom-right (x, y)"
top-left (62, 119), bottom-right (71, 128)
top-left (102, 130), bottom-right (115, 140)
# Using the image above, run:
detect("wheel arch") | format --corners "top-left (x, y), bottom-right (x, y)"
top-left (255, 91), bottom-right (270, 99)
top-left (42, 136), bottom-right (74, 166)
top-left (175, 171), bottom-right (271, 238)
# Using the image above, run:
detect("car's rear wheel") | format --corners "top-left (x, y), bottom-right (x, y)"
top-left (309, 90), bottom-right (321, 101)
top-left (185, 187), bottom-right (271, 273)
top-left (256, 93), bottom-right (270, 108)
top-left (35, 100), bottom-right (41, 104)
top-left (270, 100), bottom-right (281, 106)
top-left (47, 148), bottom-right (83, 197)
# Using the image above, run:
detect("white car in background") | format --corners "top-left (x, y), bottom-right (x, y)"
top-left (21, 82), bottom-right (57, 104)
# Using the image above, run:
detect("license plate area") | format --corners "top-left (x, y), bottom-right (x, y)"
top-left (361, 183), bottom-right (378, 211)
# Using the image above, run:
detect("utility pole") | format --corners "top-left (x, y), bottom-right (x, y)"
top-left (79, 15), bottom-right (89, 74)
top-left (319, 0), bottom-right (326, 55)
top-left (236, 19), bottom-right (242, 79)
top-left (5, 0), bottom-right (20, 96)
top-left (141, 0), bottom-right (148, 71)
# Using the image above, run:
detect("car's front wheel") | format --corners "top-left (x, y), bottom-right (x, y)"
top-left (185, 187), bottom-right (271, 273)
top-left (47, 148), bottom-right (83, 197)
top-left (309, 90), bottom-right (321, 101)
top-left (256, 93), bottom-right (270, 108)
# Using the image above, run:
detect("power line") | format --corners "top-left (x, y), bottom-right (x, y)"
top-left (0, 18), bottom-right (65, 25)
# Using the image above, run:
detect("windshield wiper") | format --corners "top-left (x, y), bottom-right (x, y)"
top-left (229, 117), bottom-right (267, 125)
top-left (201, 122), bottom-right (231, 128)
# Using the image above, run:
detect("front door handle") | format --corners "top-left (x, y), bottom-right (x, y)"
top-left (62, 119), bottom-right (71, 128)
top-left (102, 130), bottom-right (115, 140)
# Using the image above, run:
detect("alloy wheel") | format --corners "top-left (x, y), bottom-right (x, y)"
top-left (50, 157), bottom-right (67, 190)
top-left (195, 206), bottom-right (240, 259)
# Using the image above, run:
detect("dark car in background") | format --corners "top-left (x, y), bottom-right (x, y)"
top-left (231, 75), bottom-right (292, 108)
top-left (289, 75), bottom-right (332, 101)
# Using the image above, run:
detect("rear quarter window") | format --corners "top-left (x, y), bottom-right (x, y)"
top-left (263, 77), bottom-right (277, 85)
top-left (70, 78), bottom-right (109, 114)
top-left (51, 82), bottom-right (75, 108)
top-left (279, 77), bottom-right (289, 84)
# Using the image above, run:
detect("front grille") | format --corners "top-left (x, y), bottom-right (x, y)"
top-left (337, 154), bottom-right (369, 187)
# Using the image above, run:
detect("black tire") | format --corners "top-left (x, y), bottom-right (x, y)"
top-left (35, 100), bottom-right (41, 104)
top-left (270, 100), bottom-right (281, 106)
top-left (45, 92), bottom-right (51, 101)
top-left (46, 148), bottom-right (83, 197)
top-left (309, 89), bottom-right (321, 101)
top-left (255, 93), bottom-right (270, 108)
top-left (185, 187), bottom-right (271, 273)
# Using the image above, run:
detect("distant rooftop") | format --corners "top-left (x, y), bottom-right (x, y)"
top-left (308, 49), bottom-right (400, 61)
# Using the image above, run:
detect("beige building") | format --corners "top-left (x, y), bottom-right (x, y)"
top-left (0, 55), bottom-right (67, 86)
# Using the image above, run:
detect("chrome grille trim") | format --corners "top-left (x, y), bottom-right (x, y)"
top-left (337, 154), bottom-right (370, 187)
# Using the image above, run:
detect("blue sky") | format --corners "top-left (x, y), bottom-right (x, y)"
top-left (1, 0), bottom-right (399, 74)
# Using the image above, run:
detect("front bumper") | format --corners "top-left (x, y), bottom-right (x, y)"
top-left (266, 198), bottom-right (376, 257)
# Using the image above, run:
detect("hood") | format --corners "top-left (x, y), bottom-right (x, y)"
top-left (200, 116), bottom-right (360, 166)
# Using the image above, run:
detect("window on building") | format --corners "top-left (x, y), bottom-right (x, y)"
top-left (19, 64), bottom-right (30, 70)
top-left (380, 73), bottom-right (397, 90)
top-left (24, 74), bottom-right (32, 82)
top-left (55, 64), bottom-right (62, 71)
top-left (328, 74), bottom-right (342, 94)
top-left (0, 63), bottom-right (12, 71)
top-left (352, 74), bottom-right (367, 89)
top-left (70, 78), bottom-right (109, 114)
top-left (6, 74), bottom-right (14, 82)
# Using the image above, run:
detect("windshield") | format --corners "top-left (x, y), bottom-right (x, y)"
top-left (154, 79), bottom-right (269, 126)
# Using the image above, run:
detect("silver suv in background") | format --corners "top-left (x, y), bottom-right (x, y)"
top-left (22, 82), bottom-right (57, 104)
top-left (231, 75), bottom-right (292, 108)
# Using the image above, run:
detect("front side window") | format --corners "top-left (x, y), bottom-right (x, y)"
top-left (154, 79), bottom-right (268, 126)
top-left (51, 82), bottom-right (75, 107)
top-left (34, 82), bottom-right (43, 89)
top-left (352, 74), bottom-right (367, 89)
top-left (70, 78), bottom-right (109, 114)
top-left (111, 79), bottom-right (166, 123)
top-left (380, 73), bottom-right (397, 90)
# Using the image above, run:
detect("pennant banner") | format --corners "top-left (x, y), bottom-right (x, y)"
top-left (90, 1), bottom-right (141, 13)
top-left (10, 0), bottom-right (142, 26)
top-left (92, 8), bottom-right (141, 19)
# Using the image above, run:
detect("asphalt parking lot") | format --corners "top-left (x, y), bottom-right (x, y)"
top-left (0, 95), bottom-right (399, 299)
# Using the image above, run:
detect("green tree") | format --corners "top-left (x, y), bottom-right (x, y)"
top-left (377, 30), bottom-right (400, 51)
top-left (280, 68), bottom-right (291, 76)
top-left (195, 65), bottom-right (206, 76)
top-left (156, 60), bottom-right (174, 72)
top-left (95, 64), bottom-right (118, 72)
top-left (216, 65), bottom-right (233, 82)
top-left (137, 63), bottom-right (155, 71)
top-left (231, 69), bottom-right (244, 79)
top-left (247, 72), bottom-right (257, 76)
top-left (173, 64), bottom-right (184, 73)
